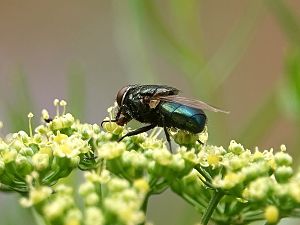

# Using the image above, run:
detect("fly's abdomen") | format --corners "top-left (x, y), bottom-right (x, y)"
top-left (159, 102), bottom-right (207, 133)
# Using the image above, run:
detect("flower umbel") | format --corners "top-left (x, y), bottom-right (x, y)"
top-left (0, 102), bottom-right (300, 225)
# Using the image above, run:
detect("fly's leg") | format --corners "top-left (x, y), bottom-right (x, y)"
top-left (161, 116), bottom-right (172, 152)
top-left (118, 124), bottom-right (156, 142)
top-left (163, 126), bottom-right (172, 153)
top-left (197, 140), bottom-right (204, 145)
top-left (101, 119), bottom-right (117, 127)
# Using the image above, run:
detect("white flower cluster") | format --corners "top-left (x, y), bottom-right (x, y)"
top-left (0, 101), bottom-right (100, 192)
top-left (2, 102), bottom-right (300, 225)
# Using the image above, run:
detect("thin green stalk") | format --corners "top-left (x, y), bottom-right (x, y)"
top-left (32, 208), bottom-right (48, 225)
top-left (194, 165), bottom-right (214, 189)
top-left (151, 181), bottom-right (168, 195)
top-left (139, 194), bottom-right (150, 225)
top-left (200, 190), bottom-right (224, 225)
top-left (264, 222), bottom-right (279, 225)
top-left (181, 193), bottom-right (206, 209)
top-left (267, 0), bottom-right (300, 46)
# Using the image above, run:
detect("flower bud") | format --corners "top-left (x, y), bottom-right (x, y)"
top-left (178, 147), bottom-right (198, 166)
top-left (107, 178), bottom-right (130, 192)
top-left (30, 186), bottom-right (52, 204)
top-left (171, 130), bottom-right (198, 146)
top-left (39, 146), bottom-right (53, 157)
top-left (79, 182), bottom-right (95, 196)
top-left (15, 155), bottom-right (32, 174)
top-left (179, 169), bottom-right (204, 194)
top-left (243, 177), bottom-right (271, 200)
top-left (60, 100), bottom-right (67, 107)
top-left (228, 140), bottom-right (244, 155)
top-left (213, 172), bottom-right (244, 190)
top-left (85, 193), bottom-right (99, 206)
top-left (92, 124), bottom-right (101, 134)
top-left (32, 153), bottom-right (49, 171)
top-left (280, 144), bottom-right (286, 152)
top-left (122, 151), bottom-right (147, 168)
top-left (170, 154), bottom-right (185, 171)
top-left (264, 205), bottom-right (279, 224)
top-left (53, 133), bottom-right (68, 144)
top-left (152, 149), bottom-right (172, 166)
top-left (53, 99), bottom-right (59, 106)
top-left (70, 156), bottom-right (80, 168)
top-left (275, 166), bottom-right (293, 183)
top-left (20, 186), bottom-right (52, 207)
top-left (134, 179), bottom-right (150, 194)
top-left (99, 170), bottom-right (111, 183)
top-left (288, 181), bottom-right (300, 202)
top-left (85, 207), bottom-right (104, 225)
top-left (0, 142), bottom-right (9, 152)
top-left (274, 151), bottom-right (293, 166)
top-left (102, 121), bottom-right (123, 136)
top-left (11, 140), bottom-right (24, 151)
top-left (64, 209), bottom-right (82, 225)
top-left (55, 184), bottom-right (73, 195)
top-left (140, 137), bottom-right (164, 150)
top-left (50, 114), bottom-right (74, 130)
top-left (84, 171), bottom-right (101, 183)
top-left (19, 147), bottom-right (34, 156)
top-left (207, 154), bottom-right (221, 168)
top-left (97, 142), bottom-right (125, 160)
top-left (43, 201), bottom-right (64, 220)
top-left (41, 109), bottom-right (50, 120)
top-left (50, 119), bottom-right (63, 130)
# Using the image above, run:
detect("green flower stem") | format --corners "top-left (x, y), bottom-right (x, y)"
top-left (32, 208), bottom-right (48, 225)
top-left (139, 194), bottom-right (150, 225)
top-left (0, 183), bottom-right (14, 192)
top-left (149, 176), bottom-right (159, 188)
top-left (181, 193), bottom-right (206, 209)
top-left (200, 190), bottom-right (224, 225)
top-left (264, 222), bottom-right (279, 225)
top-left (194, 166), bottom-right (214, 189)
top-left (151, 181), bottom-right (168, 194)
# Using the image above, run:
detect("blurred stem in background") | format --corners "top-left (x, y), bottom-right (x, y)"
top-left (67, 64), bottom-right (86, 121)
top-left (238, 0), bottom-right (300, 148)
top-left (267, 0), bottom-right (300, 157)
top-left (5, 68), bottom-right (35, 133)
top-left (113, 0), bottom-right (157, 83)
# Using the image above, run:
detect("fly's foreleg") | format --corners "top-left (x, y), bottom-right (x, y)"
top-left (118, 123), bottom-right (157, 142)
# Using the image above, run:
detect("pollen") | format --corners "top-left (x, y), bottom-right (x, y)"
top-left (207, 154), bottom-right (221, 167)
top-left (60, 144), bottom-right (72, 155)
top-left (134, 179), bottom-right (150, 193)
top-left (53, 133), bottom-right (68, 144)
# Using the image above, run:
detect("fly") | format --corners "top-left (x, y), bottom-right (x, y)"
top-left (102, 84), bottom-right (228, 151)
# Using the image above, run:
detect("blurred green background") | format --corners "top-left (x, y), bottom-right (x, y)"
top-left (1, 0), bottom-right (300, 224)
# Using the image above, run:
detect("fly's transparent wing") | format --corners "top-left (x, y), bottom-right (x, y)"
top-left (157, 95), bottom-right (229, 113)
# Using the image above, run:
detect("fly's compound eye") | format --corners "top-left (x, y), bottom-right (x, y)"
top-left (116, 85), bottom-right (131, 106)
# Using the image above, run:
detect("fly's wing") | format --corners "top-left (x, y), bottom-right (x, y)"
top-left (145, 85), bottom-right (180, 97)
top-left (157, 95), bottom-right (230, 113)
